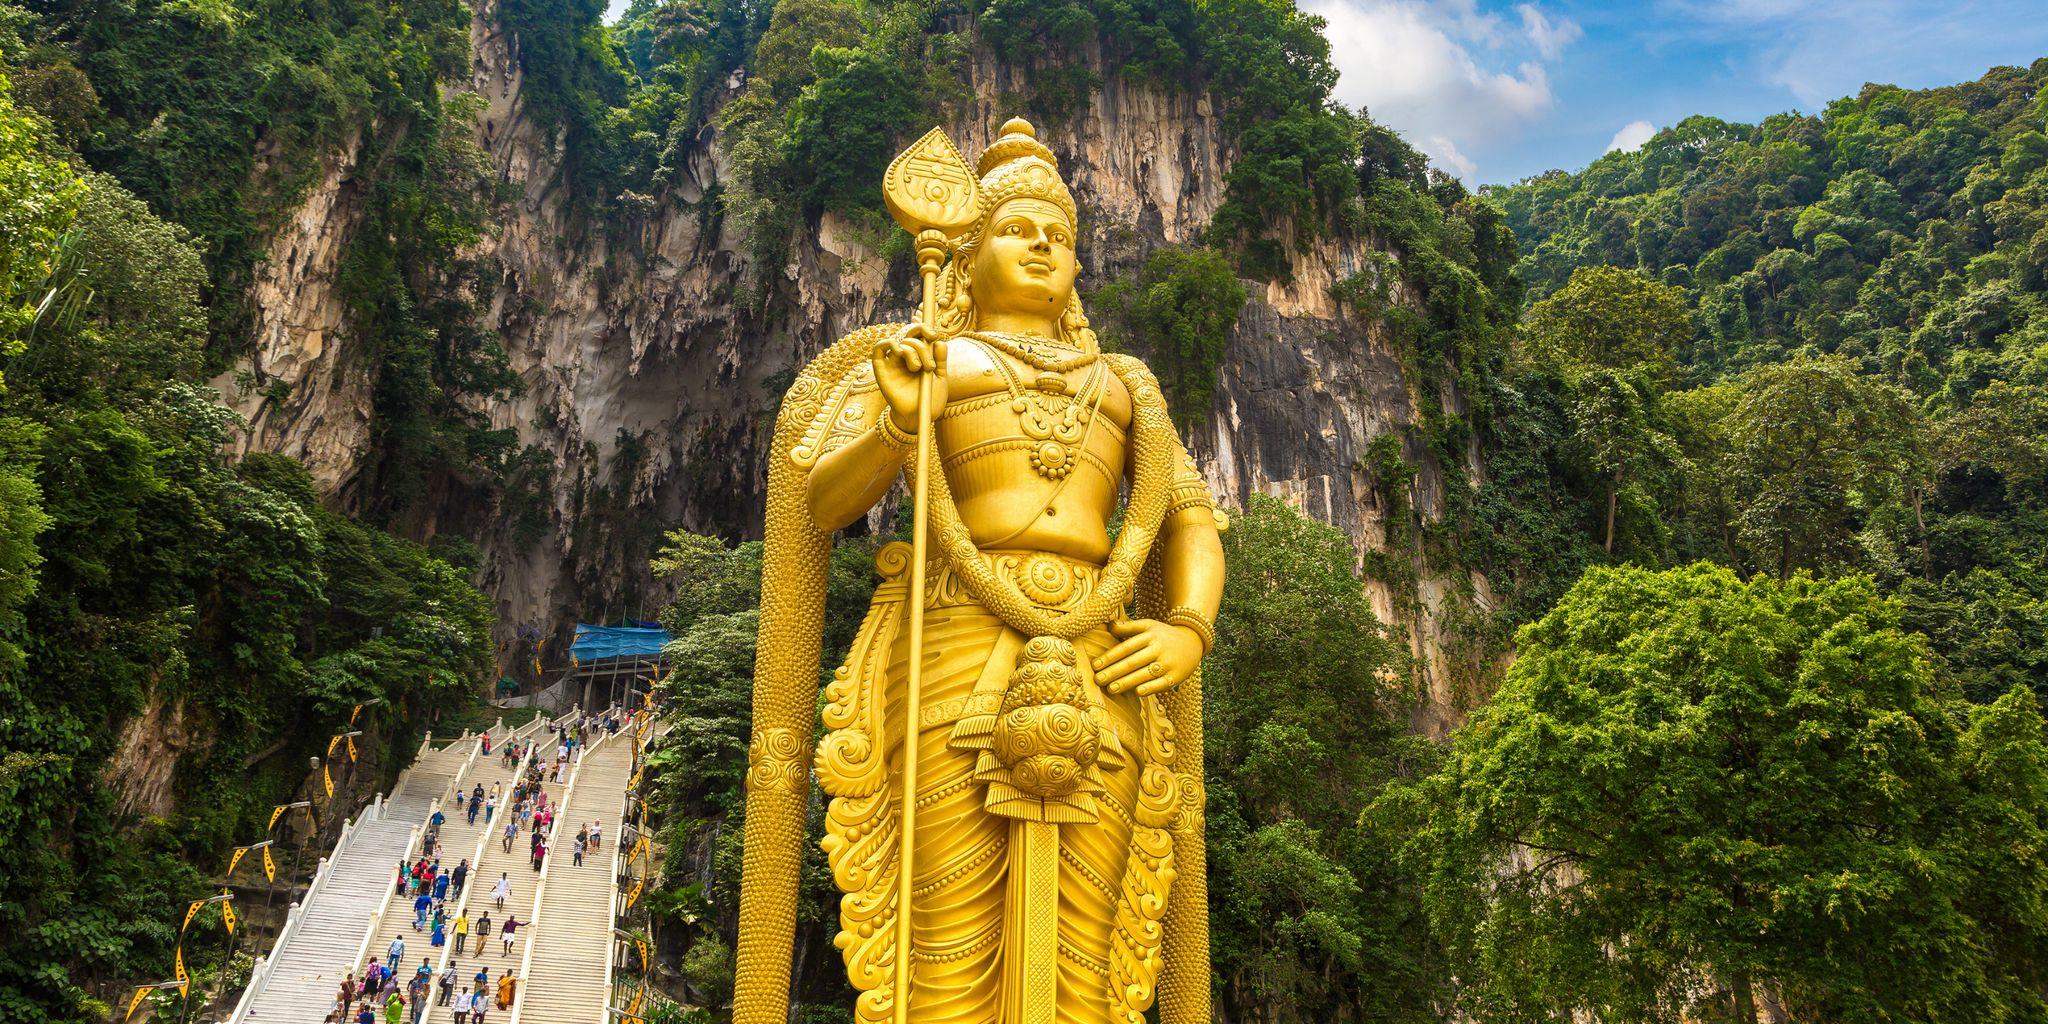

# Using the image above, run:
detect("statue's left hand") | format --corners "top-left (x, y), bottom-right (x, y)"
top-left (1092, 618), bottom-right (1204, 696)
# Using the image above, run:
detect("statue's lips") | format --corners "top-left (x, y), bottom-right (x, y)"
top-left (1019, 259), bottom-right (1054, 273)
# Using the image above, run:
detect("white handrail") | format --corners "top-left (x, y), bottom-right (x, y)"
top-left (228, 804), bottom-right (365, 1022)
top-left (598, 723), bottom-right (638, 1018)
top-left (439, 729), bottom-right (485, 809)
top-left (506, 716), bottom-right (615, 1024)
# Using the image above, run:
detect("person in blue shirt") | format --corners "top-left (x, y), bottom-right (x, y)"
top-left (433, 872), bottom-right (450, 901)
top-left (413, 891), bottom-right (432, 931)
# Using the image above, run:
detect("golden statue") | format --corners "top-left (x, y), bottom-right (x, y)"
top-left (735, 117), bottom-right (1225, 1024)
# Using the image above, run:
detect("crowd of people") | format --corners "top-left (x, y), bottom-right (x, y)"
top-left (331, 956), bottom-right (520, 1024)
top-left (324, 712), bottom-right (630, 1023)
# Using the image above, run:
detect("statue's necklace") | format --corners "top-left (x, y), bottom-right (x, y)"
top-left (972, 331), bottom-right (1099, 373)
top-left (981, 341), bottom-right (1106, 482)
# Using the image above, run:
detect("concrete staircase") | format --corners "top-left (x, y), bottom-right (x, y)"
top-left (351, 724), bottom-right (533, 1006)
top-left (233, 717), bottom-right (547, 1023)
top-left (416, 721), bottom-right (577, 1022)
top-left (507, 729), bottom-right (636, 1024)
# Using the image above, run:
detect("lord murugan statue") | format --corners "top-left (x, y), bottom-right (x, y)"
top-left (735, 117), bottom-right (1224, 1024)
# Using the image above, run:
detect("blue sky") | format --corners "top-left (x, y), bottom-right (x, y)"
top-left (1302, 0), bottom-right (2048, 184)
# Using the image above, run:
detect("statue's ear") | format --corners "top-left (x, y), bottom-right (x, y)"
top-left (948, 261), bottom-right (974, 311)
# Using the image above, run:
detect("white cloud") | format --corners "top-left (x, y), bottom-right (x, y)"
top-left (1301, 0), bottom-right (1580, 180)
top-left (1423, 136), bottom-right (1480, 179)
top-left (1606, 120), bottom-right (1657, 152)
top-left (1517, 3), bottom-right (1582, 60)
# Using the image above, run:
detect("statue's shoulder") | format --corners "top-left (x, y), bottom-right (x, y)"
top-left (1101, 352), bottom-right (1166, 410)
top-left (785, 323), bottom-right (906, 468)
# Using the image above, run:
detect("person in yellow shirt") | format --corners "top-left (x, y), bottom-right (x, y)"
top-left (453, 911), bottom-right (469, 954)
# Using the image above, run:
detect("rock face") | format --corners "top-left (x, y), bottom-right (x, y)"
top-left (223, 7), bottom-right (1491, 732)
top-left (220, 136), bottom-right (374, 503)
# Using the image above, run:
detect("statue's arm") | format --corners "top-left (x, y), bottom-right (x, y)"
top-left (805, 387), bottom-right (911, 532)
top-left (1158, 504), bottom-right (1225, 624)
top-left (1095, 500), bottom-right (1224, 695)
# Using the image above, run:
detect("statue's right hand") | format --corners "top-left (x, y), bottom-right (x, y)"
top-left (872, 323), bottom-right (948, 434)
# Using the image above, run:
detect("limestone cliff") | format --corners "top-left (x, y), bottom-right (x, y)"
top-left (223, 5), bottom-right (1493, 732)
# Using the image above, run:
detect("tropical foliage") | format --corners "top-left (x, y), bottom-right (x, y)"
top-left (0, 71), bottom-right (493, 1023)
top-left (1492, 60), bottom-right (2048, 702)
top-left (1393, 564), bottom-right (2048, 1023)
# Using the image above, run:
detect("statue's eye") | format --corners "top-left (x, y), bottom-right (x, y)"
top-left (1005, 224), bottom-right (1022, 235)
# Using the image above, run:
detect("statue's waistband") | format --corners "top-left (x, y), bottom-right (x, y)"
top-left (876, 542), bottom-right (1104, 612)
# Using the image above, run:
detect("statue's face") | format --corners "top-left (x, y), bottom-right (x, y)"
top-left (971, 197), bottom-right (1078, 320)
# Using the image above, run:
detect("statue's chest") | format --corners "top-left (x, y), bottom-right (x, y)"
top-left (941, 344), bottom-right (1131, 484)
top-left (947, 343), bottom-right (1131, 422)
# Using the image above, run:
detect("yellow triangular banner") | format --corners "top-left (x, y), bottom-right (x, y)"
top-left (268, 805), bottom-right (286, 832)
top-left (322, 765), bottom-right (334, 799)
top-left (263, 846), bottom-right (277, 883)
top-left (181, 901), bottom-right (204, 934)
top-left (227, 847), bottom-right (247, 878)
top-left (351, 702), bottom-right (367, 723)
top-left (346, 735), bottom-right (358, 762)
top-left (328, 735), bottom-right (342, 758)
top-left (174, 947), bottom-right (188, 991)
top-left (125, 985), bottom-right (152, 1020)
top-left (221, 897), bottom-right (236, 936)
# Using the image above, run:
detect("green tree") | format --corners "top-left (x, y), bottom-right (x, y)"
top-left (1522, 265), bottom-right (1690, 381)
top-left (1722, 357), bottom-right (1921, 579)
top-left (1396, 563), bottom-right (2048, 1024)
top-left (1092, 245), bottom-right (1247, 424)
top-left (1565, 367), bottom-right (1679, 555)
top-left (1204, 495), bottom-right (1439, 1021)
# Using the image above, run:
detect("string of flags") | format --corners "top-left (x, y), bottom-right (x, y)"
top-left (124, 704), bottom-right (372, 1021)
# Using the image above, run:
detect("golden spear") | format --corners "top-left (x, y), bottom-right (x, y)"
top-left (879, 126), bottom-right (980, 1024)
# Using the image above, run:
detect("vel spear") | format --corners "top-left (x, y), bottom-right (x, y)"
top-left (879, 126), bottom-right (980, 1024)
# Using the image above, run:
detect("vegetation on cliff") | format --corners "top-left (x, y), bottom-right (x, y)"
top-left (0, 71), bottom-right (495, 1023)
top-left (1393, 565), bottom-right (2048, 1022)
top-left (4, 0), bottom-right (529, 533)
top-left (1491, 61), bottom-right (2048, 700)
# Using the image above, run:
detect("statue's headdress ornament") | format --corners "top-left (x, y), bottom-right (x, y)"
top-left (974, 118), bottom-right (1077, 225)
top-left (891, 115), bottom-right (1091, 346)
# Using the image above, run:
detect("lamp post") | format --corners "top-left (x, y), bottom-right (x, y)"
top-left (175, 892), bottom-right (233, 1024)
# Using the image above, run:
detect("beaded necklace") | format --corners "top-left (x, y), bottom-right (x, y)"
top-left (970, 330), bottom-right (1099, 373)
top-left (972, 336), bottom-right (1107, 483)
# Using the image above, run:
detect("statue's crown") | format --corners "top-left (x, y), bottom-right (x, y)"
top-left (974, 117), bottom-right (1076, 226)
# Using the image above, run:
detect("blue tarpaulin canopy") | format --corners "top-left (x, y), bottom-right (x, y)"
top-left (570, 624), bottom-right (671, 663)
